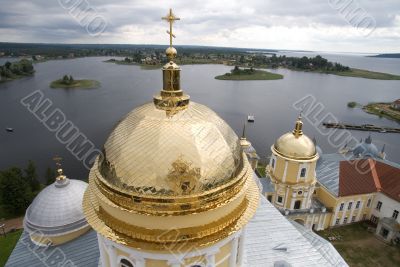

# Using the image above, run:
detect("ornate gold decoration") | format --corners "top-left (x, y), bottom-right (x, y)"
top-left (154, 8), bottom-right (190, 116)
top-left (82, 8), bottom-right (261, 253)
top-left (53, 155), bottom-right (66, 181)
top-left (162, 9), bottom-right (180, 53)
top-left (98, 102), bottom-right (242, 197)
top-left (82, 158), bottom-right (259, 251)
top-left (292, 114), bottom-right (303, 137)
top-left (166, 156), bottom-right (201, 195)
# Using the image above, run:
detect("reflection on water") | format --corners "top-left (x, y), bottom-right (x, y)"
top-left (0, 56), bottom-right (399, 181)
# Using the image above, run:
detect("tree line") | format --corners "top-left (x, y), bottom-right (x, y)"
top-left (0, 161), bottom-right (55, 217)
top-left (0, 59), bottom-right (35, 80)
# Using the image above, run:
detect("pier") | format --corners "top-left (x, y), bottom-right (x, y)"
top-left (322, 122), bottom-right (400, 133)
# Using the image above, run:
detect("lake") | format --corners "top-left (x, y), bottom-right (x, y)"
top-left (0, 54), bottom-right (399, 181)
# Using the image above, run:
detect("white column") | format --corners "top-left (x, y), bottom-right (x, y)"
top-left (107, 245), bottom-right (118, 267)
top-left (167, 260), bottom-right (181, 267)
top-left (97, 234), bottom-right (107, 267)
top-left (237, 231), bottom-right (246, 266)
top-left (229, 237), bottom-right (239, 267)
top-left (282, 161), bottom-right (288, 182)
top-left (206, 254), bottom-right (216, 267)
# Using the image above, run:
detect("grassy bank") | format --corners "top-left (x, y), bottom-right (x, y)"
top-left (50, 79), bottom-right (100, 89)
top-left (0, 229), bottom-right (22, 266)
top-left (215, 69), bottom-right (283, 80)
top-left (363, 102), bottom-right (400, 122)
top-left (318, 223), bottom-right (400, 267)
top-left (330, 68), bottom-right (400, 80)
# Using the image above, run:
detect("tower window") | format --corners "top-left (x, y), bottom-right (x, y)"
top-left (300, 168), bottom-right (306, 178)
top-left (120, 259), bottom-right (134, 267)
top-left (271, 158), bottom-right (275, 169)
top-left (376, 201), bottom-right (382, 211)
top-left (393, 210), bottom-right (399, 219)
top-left (277, 196), bottom-right (283, 204)
top-left (356, 201), bottom-right (361, 209)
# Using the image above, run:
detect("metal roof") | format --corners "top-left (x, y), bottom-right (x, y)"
top-left (244, 196), bottom-right (348, 267)
top-left (24, 179), bottom-right (89, 236)
top-left (316, 154), bottom-right (343, 196)
top-left (5, 230), bottom-right (99, 267)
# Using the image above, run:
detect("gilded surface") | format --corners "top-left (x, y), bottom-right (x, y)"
top-left (83, 159), bottom-right (259, 251)
top-left (99, 102), bottom-right (242, 196)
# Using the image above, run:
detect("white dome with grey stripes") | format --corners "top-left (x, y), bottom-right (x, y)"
top-left (24, 177), bottom-right (88, 236)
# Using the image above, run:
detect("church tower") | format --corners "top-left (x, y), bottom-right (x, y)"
top-left (266, 115), bottom-right (319, 211)
top-left (83, 9), bottom-right (259, 267)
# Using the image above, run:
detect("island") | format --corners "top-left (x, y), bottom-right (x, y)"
top-left (0, 59), bottom-right (35, 82)
top-left (215, 66), bottom-right (283, 80)
top-left (369, 53), bottom-right (400, 59)
top-left (50, 75), bottom-right (100, 89)
top-left (362, 100), bottom-right (400, 122)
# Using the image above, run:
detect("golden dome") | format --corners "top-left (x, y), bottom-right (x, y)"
top-left (99, 101), bottom-right (242, 196)
top-left (272, 116), bottom-right (318, 160)
top-left (83, 9), bottom-right (259, 252)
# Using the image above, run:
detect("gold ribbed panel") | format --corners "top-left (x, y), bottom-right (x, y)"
top-left (82, 163), bottom-right (259, 251)
top-left (99, 102), bottom-right (242, 196)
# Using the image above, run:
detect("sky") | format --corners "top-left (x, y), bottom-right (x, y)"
top-left (0, 0), bottom-right (399, 53)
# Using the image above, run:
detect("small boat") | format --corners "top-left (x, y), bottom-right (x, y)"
top-left (5, 128), bottom-right (14, 132)
top-left (380, 129), bottom-right (387, 133)
top-left (247, 115), bottom-right (255, 123)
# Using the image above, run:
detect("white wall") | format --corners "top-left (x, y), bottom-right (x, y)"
top-left (370, 192), bottom-right (400, 223)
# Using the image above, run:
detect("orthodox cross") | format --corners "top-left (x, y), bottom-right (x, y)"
top-left (162, 8), bottom-right (180, 47)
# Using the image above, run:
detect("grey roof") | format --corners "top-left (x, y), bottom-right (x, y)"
top-left (316, 153), bottom-right (343, 196)
top-left (24, 179), bottom-right (89, 236)
top-left (289, 221), bottom-right (347, 266)
top-left (6, 230), bottom-right (99, 267)
top-left (244, 196), bottom-right (348, 267)
top-left (260, 177), bottom-right (275, 193)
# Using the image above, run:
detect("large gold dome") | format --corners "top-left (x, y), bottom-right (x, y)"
top-left (272, 116), bottom-right (318, 160)
top-left (83, 10), bottom-right (259, 251)
top-left (99, 101), bottom-right (242, 196)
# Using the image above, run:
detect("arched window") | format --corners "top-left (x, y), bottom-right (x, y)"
top-left (271, 158), bottom-right (275, 169)
top-left (120, 258), bottom-right (134, 267)
top-left (300, 168), bottom-right (306, 178)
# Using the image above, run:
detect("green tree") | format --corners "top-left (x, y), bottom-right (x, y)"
top-left (45, 167), bottom-right (55, 185)
top-left (69, 75), bottom-right (74, 83)
top-left (25, 160), bottom-right (40, 191)
top-left (62, 75), bottom-right (70, 84)
top-left (0, 167), bottom-right (33, 215)
top-left (4, 62), bottom-right (11, 69)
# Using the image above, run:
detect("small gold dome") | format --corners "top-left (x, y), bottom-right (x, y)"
top-left (99, 101), bottom-right (242, 197)
top-left (272, 116), bottom-right (317, 160)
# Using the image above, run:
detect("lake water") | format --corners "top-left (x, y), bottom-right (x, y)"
top-left (0, 54), bottom-right (399, 181)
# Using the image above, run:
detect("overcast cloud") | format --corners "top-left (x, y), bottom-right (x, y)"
top-left (0, 0), bottom-right (399, 53)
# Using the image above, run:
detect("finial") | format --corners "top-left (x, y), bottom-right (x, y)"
top-left (381, 144), bottom-right (385, 153)
top-left (292, 113), bottom-right (303, 138)
top-left (241, 121), bottom-right (247, 139)
top-left (312, 136), bottom-right (317, 145)
top-left (154, 9), bottom-right (189, 116)
top-left (365, 134), bottom-right (372, 144)
top-left (53, 155), bottom-right (66, 181)
top-left (162, 8), bottom-right (180, 61)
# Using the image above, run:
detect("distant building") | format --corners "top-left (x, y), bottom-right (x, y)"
top-left (261, 118), bottom-right (400, 244)
top-left (392, 99), bottom-right (400, 110)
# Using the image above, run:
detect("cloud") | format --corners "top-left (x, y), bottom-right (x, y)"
top-left (0, 0), bottom-right (399, 53)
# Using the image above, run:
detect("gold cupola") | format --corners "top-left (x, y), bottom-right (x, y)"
top-left (273, 115), bottom-right (318, 161)
top-left (83, 9), bottom-right (259, 255)
top-left (153, 8), bottom-right (189, 116)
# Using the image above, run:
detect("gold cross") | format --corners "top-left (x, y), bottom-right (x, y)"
top-left (162, 8), bottom-right (180, 47)
top-left (53, 155), bottom-right (63, 169)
